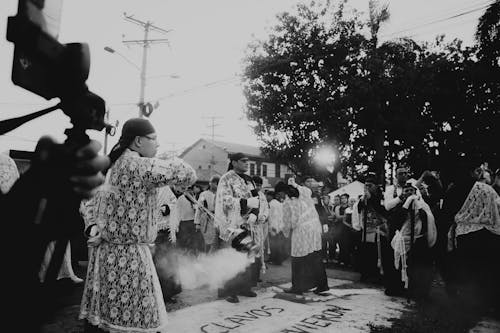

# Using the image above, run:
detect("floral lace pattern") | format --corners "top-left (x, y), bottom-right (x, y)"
top-left (283, 185), bottom-right (322, 257)
top-left (268, 199), bottom-right (284, 233)
top-left (80, 150), bottom-right (196, 333)
top-left (0, 153), bottom-right (19, 194)
top-left (455, 181), bottom-right (500, 237)
top-left (214, 170), bottom-right (253, 241)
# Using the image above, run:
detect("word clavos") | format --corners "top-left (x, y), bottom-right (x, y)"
top-left (200, 305), bottom-right (285, 333)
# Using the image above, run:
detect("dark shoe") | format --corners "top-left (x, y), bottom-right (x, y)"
top-left (283, 288), bottom-right (303, 295)
top-left (257, 278), bottom-right (263, 282)
top-left (239, 290), bottom-right (257, 297)
top-left (313, 287), bottom-right (330, 295)
top-left (384, 288), bottom-right (405, 297)
top-left (225, 295), bottom-right (239, 303)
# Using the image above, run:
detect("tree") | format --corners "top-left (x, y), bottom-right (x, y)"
top-left (476, 0), bottom-right (500, 66)
top-left (244, 0), bottom-right (499, 187)
top-left (243, 0), bottom-right (367, 183)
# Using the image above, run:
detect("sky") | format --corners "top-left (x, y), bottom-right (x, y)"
top-left (0, 0), bottom-right (490, 156)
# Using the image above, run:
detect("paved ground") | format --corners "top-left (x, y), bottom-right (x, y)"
top-left (40, 259), bottom-right (499, 333)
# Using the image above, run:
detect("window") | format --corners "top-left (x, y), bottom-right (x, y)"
top-left (250, 163), bottom-right (255, 176)
top-left (256, 163), bottom-right (261, 176)
top-left (275, 163), bottom-right (280, 178)
top-left (262, 164), bottom-right (267, 177)
top-left (198, 165), bottom-right (202, 169)
top-left (208, 165), bottom-right (211, 169)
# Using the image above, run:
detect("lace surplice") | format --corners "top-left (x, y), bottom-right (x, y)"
top-left (0, 153), bottom-right (19, 194)
top-left (455, 181), bottom-right (500, 236)
top-left (79, 150), bottom-right (196, 333)
top-left (283, 185), bottom-right (322, 257)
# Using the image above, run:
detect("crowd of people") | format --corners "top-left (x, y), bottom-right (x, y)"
top-left (1, 117), bottom-right (499, 333)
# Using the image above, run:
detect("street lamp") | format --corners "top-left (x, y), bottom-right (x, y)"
top-left (104, 46), bottom-right (141, 71)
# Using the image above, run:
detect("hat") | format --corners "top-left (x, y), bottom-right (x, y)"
top-left (121, 118), bottom-right (155, 141)
top-left (229, 152), bottom-right (247, 162)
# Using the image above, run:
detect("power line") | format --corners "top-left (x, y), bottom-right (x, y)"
top-left (381, 1), bottom-right (493, 39)
top-left (155, 76), bottom-right (240, 102)
top-left (405, 16), bottom-right (480, 40)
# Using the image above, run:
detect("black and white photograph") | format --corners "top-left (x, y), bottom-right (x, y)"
top-left (0, 0), bottom-right (499, 332)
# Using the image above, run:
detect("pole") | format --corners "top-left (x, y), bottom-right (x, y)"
top-left (408, 200), bottom-right (415, 302)
top-left (104, 108), bottom-right (110, 154)
top-left (139, 23), bottom-right (150, 117)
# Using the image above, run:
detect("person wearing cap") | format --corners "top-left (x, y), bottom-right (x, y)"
top-left (390, 181), bottom-right (436, 300)
top-left (214, 152), bottom-right (261, 303)
top-left (79, 118), bottom-right (197, 333)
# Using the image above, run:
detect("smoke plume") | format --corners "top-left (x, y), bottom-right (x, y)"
top-left (154, 245), bottom-right (253, 291)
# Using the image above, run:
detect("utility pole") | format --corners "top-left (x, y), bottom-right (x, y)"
top-left (103, 108), bottom-right (118, 155)
top-left (123, 13), bottom-right (171, 117)
top-left (203, 115), bottom-right (223, 143)
top-left (203, 116), bottom-right (223, 177)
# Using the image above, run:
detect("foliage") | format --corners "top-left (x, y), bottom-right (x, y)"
top-left (243, 0), bottom-right (500, 185)
top-left (476, 0), bottom-right (500, 67)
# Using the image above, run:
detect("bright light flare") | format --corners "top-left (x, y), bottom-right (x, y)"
top-left (314, 147), bottom-right (337, 173)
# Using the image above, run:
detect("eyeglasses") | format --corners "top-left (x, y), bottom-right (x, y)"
top-left (142, 135), bottom-right (158, 142)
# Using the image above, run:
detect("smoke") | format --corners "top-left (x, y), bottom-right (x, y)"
top-left (154, 245), bottom-right (253, 291)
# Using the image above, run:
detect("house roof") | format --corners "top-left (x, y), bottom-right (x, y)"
top-left (211, 140), bottom-right (262, 158)
top-left (179, 138), bottom-right (263, 159)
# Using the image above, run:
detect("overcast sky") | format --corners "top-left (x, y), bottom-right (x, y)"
top-left (0, 0), bottom-right (489, 155)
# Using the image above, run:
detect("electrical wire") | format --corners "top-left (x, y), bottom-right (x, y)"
top-left (381, 1), bottom-right (494, 38)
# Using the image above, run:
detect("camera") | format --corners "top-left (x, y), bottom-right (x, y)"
top-left (6, 0), bottom-right (106, 133)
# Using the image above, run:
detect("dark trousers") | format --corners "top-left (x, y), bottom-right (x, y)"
top-left (218, 240), bottom-right (253, 297)
top-left (380, 236), bottom-right (405, 293)
top-left (338, 224), bottom-right (354, 265)
top-left (322, 223), bottom-right (338, 260)
top-left (177, 220), bottom-right (204, 253)
top-left (250, 257), bottom-right (262, 286)
top-left (407, 237), bottom-right (434, 299)
top-left (291, 251), bottom-right (328, 293)
top-left (357, 241), bottom-right (382, 282)
top-left (153, 230), bottom-right (182, 301)
top-left (455, 229), bottom-right (500, 310)
top-left (269, 232), bottom-right (288, 265)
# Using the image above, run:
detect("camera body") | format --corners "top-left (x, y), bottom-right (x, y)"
top-left (6, 0), bottom-right (106, 132)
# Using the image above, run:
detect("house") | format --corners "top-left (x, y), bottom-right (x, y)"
top-left (178, 138), bottom-right (294, 188)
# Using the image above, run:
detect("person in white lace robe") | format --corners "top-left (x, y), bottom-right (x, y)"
top-left (79, 118), bottom-right (196, 333)
top-left (279, 179), bottom-right (329, 295)
top-left (214, 152), bottom-right (262, 303)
